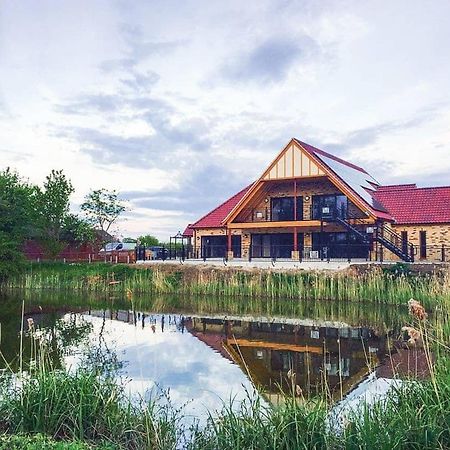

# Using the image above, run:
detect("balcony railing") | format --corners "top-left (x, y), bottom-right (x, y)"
top-left (234, 205), bottom-right (367, 223)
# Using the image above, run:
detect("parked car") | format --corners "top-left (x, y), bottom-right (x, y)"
top-left (99, 242), bottom-right (136, 253)
top-left (147, 246), bottom-right (169, 260)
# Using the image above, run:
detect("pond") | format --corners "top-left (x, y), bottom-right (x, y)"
top-left (0, 290), bottom-right (424, 421)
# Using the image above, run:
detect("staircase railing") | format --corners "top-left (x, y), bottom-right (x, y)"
top-left (319, 207), bottom-right (415, 262)
top-left (375, 223), bottom-right (415, 262)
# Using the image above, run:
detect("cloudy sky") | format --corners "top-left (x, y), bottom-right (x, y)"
top-left (1, 0), bottom-right (449, 240)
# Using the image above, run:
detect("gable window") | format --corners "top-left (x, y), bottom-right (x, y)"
top-left (270, 196), bottom-right (303, 221)
top-left (312, 195), bottom-right (348, 220)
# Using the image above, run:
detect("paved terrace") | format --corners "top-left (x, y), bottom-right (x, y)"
top-left (137, 258), bottom-right (359, 270)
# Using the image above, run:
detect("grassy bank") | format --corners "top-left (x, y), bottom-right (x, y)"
top-left (4, 262), bottom-right (450, 308)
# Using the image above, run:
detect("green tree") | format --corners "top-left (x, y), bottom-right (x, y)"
top-left (0, 169), bottom-right (37, 280)
top-left (81, 189), bottom-right (126, 241)
top-left (137, 234), bottom-right (159, 247)
top-left (36, 170), bottom-right (74, 258)
top-left (62, 214), bottom-right (95, 245)
top-left (0, 168), bottom-right (37, 240)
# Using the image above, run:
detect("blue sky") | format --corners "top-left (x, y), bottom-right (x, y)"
top-left (1, 0), bottom-right (449, 240)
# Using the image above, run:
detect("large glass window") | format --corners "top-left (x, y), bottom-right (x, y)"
top-left (251, 233), bottom-right (304, 258)
top-left (270, 196), bottom-right (303, 221)
top-left (312, 232), bottom-right (369, 259)
top-left (201, 235), bottom-right (241, 258)
top-left (401, 231), bottom-right (408, 255)
top-left (312, 195), bottom-right (348, 220)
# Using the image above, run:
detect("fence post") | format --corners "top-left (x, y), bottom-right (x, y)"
top-left (127, 255), bottom-right (130, 264)
top-left (115, 255), bottom-right (118, 264)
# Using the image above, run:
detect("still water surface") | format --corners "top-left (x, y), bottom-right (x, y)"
top-left (0, 290), bottom-right (414, 418)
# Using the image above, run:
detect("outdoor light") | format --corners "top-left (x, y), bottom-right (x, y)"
top-left (304, 195), bottom-right (310, 201)
top-left (264, 197), bottom-right (269, 203)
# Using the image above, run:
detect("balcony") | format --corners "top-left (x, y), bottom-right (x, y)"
top-left (234, 205), bottom-right (353, 224)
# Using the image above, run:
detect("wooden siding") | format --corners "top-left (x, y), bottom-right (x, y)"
top-left (263, 143), bottom-right (325, 181)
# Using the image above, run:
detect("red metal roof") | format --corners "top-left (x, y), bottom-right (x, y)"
top-left (191, 185), bottom-right (252, 228)
top-left (373, 185), bottom-right (450, 224)
top-left (190, 140), bottom-right (450, 228)
top-left (376, 184), bottom-right (417, 191)
top-left (191, 183), bottom-right (450, 228)
top-left (182, 224), bottom-right (194, 237)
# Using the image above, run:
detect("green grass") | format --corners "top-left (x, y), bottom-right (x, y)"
top-left (0, 433), bottom-right (113, 449)
top-left (0, 365), bottom-right (180, 449)
top-left (4, 262), bottom-right (450, 309)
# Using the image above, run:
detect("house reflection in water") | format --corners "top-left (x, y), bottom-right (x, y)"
top-left (185, 317), bottom-right (387, 401)
top-left (88, 308), bottom-right (425, 403)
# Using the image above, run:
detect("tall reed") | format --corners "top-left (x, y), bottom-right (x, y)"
top-left (6, 262), bottom-right (450, 308)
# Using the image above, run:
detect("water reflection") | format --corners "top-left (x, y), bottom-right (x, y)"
top-left (77, 311), bottom-right (255, 418)
top-left (184, 316), bottom-right (386, 402)
top-left (0, 290), bottom-right (429, 419)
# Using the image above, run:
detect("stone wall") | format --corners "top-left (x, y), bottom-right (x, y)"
top-left (392, 223), bottom-right (450, 262)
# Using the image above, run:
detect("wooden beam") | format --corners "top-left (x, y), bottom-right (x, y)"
top-left (228, 220), bottom-right (322, 229)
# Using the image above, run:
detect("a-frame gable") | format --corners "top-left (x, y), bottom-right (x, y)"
top-left (262, 140), bottom-right (325, 180)
top-left (223, 138), bottom-right (381, 225)
top-left (224, 139), bottom-right (327, 224)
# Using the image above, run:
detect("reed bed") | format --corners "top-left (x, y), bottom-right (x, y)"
top-left (5, 262), bottom-right (450, 309)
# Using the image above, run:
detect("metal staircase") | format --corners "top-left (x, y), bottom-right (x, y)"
top-left (374, 224), bottom-right (414, 262)
top-left (323, 208), bottom-right (414, 262)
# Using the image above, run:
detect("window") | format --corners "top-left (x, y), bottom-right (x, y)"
top-left (311, 232), bottom-right (369, 259)
top-left (401, 231), bottom-right (408, 255)
top-left (270, 196), bottom-right (303, 221)
top-left (251, 233), bottom-right (304, 258)
top-left (201, 236), bottom-right (241, 258)
top-left (312, 195), bottom-right (348, 220)
top-left (420, 230), bottom-right (427, 259)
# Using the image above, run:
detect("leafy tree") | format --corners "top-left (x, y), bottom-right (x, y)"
top-left (123, 237), bottom-right (137, 243)
top-left (0, 168), bottom-right (38, 241)
top-left (62, 214), bottom-right (95, 245)
top-left (0, 231), bottom-right (25, 281)
top-left (36, 170), bottom-right (74, 258)
top-left (137, 234), bottom-right (159, 247)
top-left (0, 169), bottom-right (37, 280)
top-left (81, 189), bottom-right (126, 241)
